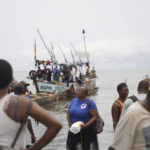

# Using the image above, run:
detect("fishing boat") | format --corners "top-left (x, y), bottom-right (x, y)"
top-left (28, 73), bottom-right (98, 97)
top-left (28, 29), bottom-right (98, 98)
top-left (30, 76), bottom-right (72, 95)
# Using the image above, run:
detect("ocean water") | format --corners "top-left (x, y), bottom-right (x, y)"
top-left (14, 70), bottom-right (149, 150)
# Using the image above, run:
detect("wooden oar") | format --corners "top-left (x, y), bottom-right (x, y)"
top-left (59, 45), bottom-right (68, 64)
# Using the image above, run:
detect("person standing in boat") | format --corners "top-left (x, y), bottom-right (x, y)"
top-left (54, 66), bottom-right (61, 82)
top-left (0, 59), bottom-right (62, 150)
top-left (111, 83), bottom-right (129, 130)
top-left (47, 68), bottom-right (52, 82)
top-left (75, 77), bottom-right (82, 87)
top-left (91, 67), bottom-right (96, 78)
top-left (66, 87), bottom-right (99, 150)
top-left (37, 66), bottom-right (43, 79)
top-left (42, 66), bottom-right (48, 81)
top-left (86, 67), bottom-right (90, 77)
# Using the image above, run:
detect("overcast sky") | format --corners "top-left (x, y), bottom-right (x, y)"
top-left (0, 0), bottom-right (150, 71)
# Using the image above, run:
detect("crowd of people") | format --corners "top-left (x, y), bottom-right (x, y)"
top-left (1, 58), bottom-right (150, 150)
top-left (32, 64), bottom-right (96, 85)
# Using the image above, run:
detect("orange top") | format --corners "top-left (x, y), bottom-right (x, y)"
top-left (116, 99), bottom-right (124, 112)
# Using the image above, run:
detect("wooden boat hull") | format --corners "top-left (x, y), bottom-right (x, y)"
top-left (30, 91), bottom-right (58, 106)
top-left (34, 80), bottom-right (69, 92)
top-left (32, 78), bottom-right (98, 99)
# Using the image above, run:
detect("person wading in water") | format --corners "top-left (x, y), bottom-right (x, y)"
top-left (111, 83), bottom-right (129, 130)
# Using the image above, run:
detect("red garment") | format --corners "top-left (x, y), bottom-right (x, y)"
top-left (47, 60), bottom-right (51, 65)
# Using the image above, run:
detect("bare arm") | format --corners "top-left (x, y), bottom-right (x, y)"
top-left (67, 109), bottom-right (72, 127)
top-left (7, 96), bottom-right (62, 150)
top-left (28, 102), bottom-right (62, 150)
top-left (111, 102), bottom-right (120, 130)
top-left (27, 119), bottom-right (36, 144)
top-left (85, 109), bottom-right (98, 127)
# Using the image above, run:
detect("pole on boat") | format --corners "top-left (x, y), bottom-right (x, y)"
top-left (34, 39), bottom-right (37, 69)
top-left (82, 29), bottom-right (89, 63)
top-left (36, 29), bottom-right (53, 60)
top-left (59, 45), bottom-right (68, 64)
top-left (70, 49), bottom-right (75, 64)
top-left (70, 42), bottom-right (82, 63)
top-left (51, 42), bottom-right (58, 64)
top-left (34, 39), bottom-right (36, 61)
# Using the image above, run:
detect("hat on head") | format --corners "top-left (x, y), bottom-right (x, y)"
top-left (14, 83), bottom-right (25, 95)
top-left (19, 81), bottom-right (30, 87)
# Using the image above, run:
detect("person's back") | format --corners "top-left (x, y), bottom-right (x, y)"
top-left (42, 66), bottom-right (47, 80)
top-left (37, 67), bottom-right (43, 79)
top-left (55, 68), bottom-right (60, 75)
top-left (43, 66), bottom-right (47, 74)
top-left (47, 69), bottom-right (52, 82)
top-left (0, 59), bottom-right (62, 150)
top-left (122, 80), bottom-right (149, 113)
top-left (0, 94), bottom-right (27, 150)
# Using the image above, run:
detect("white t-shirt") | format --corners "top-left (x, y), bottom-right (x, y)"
top-left (112, 101), bottom-right (150, 150)
top-left (0, 95), bottom-right (27, 150)
top-left (122, 93), bottom-right (147, 113)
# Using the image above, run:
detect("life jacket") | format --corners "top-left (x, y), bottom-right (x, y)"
top-left (116, 99), bottom-right (124, 112)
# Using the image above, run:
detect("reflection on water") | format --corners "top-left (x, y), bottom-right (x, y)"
top-left (31, 99), bottom-right (70, 150)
